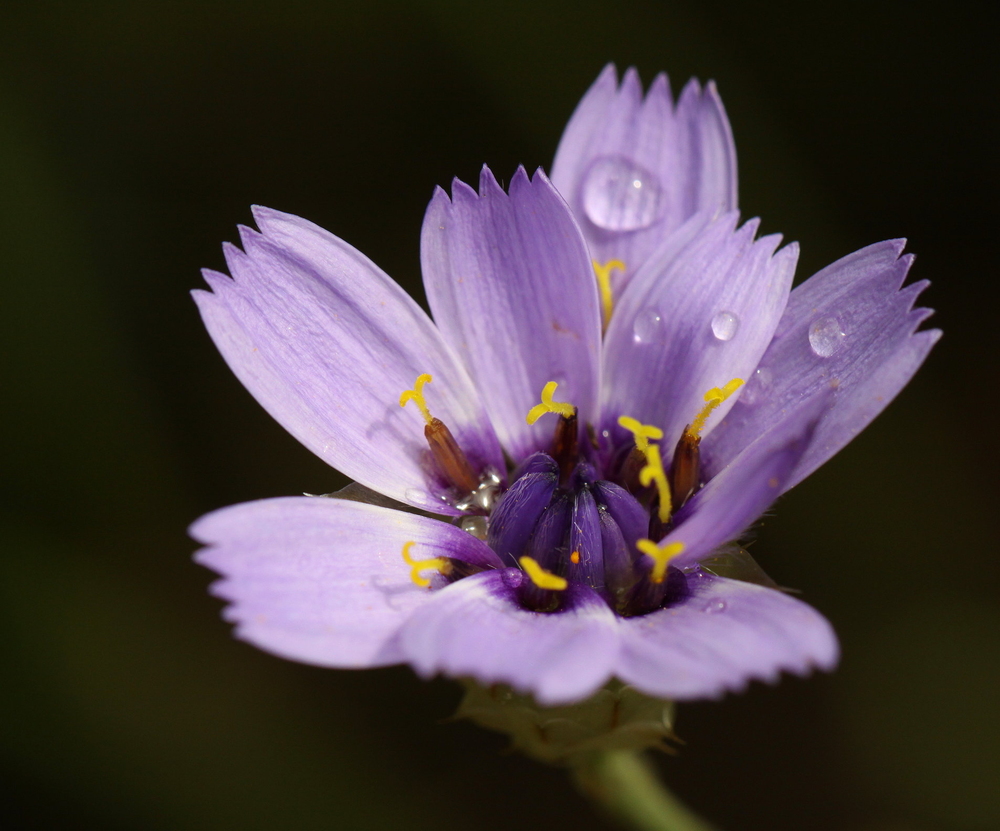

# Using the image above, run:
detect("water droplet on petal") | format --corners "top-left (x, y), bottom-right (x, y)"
top-left (582, 156), bottom-right (664, 231)
top-left (702, 599), bottom-right (727, 614)
top-left (808, 316), bottom-right (846, 358)
top-left (632, 308), bottom-right (663, 344)
top-left (404, 488), bottom-right (429, 505)
top-left (739, 366), bottom-right (772, 406)
top-left (711, 310), bottom-right (739, 341)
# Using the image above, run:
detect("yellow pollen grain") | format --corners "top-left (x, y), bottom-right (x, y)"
top-left (637, 442), bottom-right (673, 524)
top-left (618, 415), bottom-right (664, 453)
top-left (526, 381), bottom-right (576, 425)
top-left (399, 373), bottom-right (435, 425)
top-left (636, 538), bottom-right (686, 584)
top-left (519, 556), bottom-right (568, 591)
top-left (401, 540), bottom-right (448, 588)
top-left (686, 378), bottom-right (744, 439)
top-left (570, 551), bottom-right (581, 565)
top-left (593, 259), bottom-right (626, 329)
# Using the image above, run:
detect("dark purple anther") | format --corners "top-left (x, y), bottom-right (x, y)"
top-left (593, 481), bottom-right (649, 551)
top-left (488, 454), bottom-right (654, 611)
top-left (486, 471), bottom-right (557, 566)
top-left (525, 492), bottom-right (572, 571)
top-left (598, 507), bottom-right (635, 607)
top-left (569, 488), bottom-right (603, 591)
top-left (510, 451), bottom-right (560, 481)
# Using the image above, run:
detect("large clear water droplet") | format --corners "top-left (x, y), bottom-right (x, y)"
top-left (581, 156), bottom-right (664, 231)
top-left (632, 308), bottom-right (663, 344)
top-left (739, 366), bottom-right (773, 406)
top-left (808, 316), bottom-right (846, 358)
top-left (711, 310), bottom-right (739, 341)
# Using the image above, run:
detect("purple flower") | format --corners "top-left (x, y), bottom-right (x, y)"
top-left (191, 66), bottom-right (938, 706)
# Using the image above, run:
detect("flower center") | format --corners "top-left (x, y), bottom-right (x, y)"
top-left (397, 375), bottom-right (742, 617)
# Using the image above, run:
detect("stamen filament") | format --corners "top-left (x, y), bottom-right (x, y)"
top-left (593, 259), bottom-right (626, 329)
top-left (519, 556), bottom-right (568, 591)
top-left (399, 373), bottom-right (435, 425)
top-left (636, 539), bottom-right (686, 584)
top-left (526, 381), bottom-right (576, 425)
top-left (637, 443), bottom-right (673, 524)
top-left (686, 378), bottom-right (744, 439)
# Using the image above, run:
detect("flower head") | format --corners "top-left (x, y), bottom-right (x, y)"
top-left (191, 66), bottom-right (938, 706)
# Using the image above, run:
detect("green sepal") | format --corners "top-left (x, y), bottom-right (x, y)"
top-left (454, 679), bottom-right (676, 765)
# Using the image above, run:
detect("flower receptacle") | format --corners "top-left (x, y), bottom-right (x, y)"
top-left (454, 678), bottom-right (676, 765)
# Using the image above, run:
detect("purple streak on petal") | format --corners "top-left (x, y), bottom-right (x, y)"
top-left (421, 166), bottom-right (601, 462)
top-left (617, 574), bottom-right (838, 699)
top-left (193, 208), bottom-right (505, 514)
top-left (551, 65), bottom-right (738, 289)
top-left (569, 487), bottom-right (604, 590)
top-left (702, 240), bottom-right (940, 490)
top-left (663, 398), bottom-right (824, 570)
top-left (400, 570), bottom-right (619, 705)
top-left (190, 497), bottom-right (502, 669)
top-left (486, 471), bottom-right (557, 567)
top-left (602, 212), bottom-right (797, 457)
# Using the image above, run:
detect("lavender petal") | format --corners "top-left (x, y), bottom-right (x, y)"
top-left (551, 65), bottom-right (737, 291)
top-left (661, 397), bottom-right (824, 570)
top-left (702, 240), bottom-right (940, 490)
top-left (617, 574), bottom-right (838, 699)
top-left (190, 497), bottom-right (503, 668)
top-left (399, 570), bottom-right (619, 705)
top-left (194, 208), bottom-right (505, 514)
top-left (421, 166), bottom-right (602, 462)
top-left (602, 212), bottom-right (797, 454)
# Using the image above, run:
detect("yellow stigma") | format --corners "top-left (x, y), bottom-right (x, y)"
top-left (637, 442), bottom-right (673, 524)
top-left (519, 556), bottom-right (568, 591)
top-left (618, 415), bottom-right (664, 453)
top-left (526, 381), bottom-right (576, 425)
top-left (401, 541), bottom-right (449, 588)
top-left (686, 378), bottom-right (744, 439)
top-left (636, 538), bottom-right (686, 584)
top-left (593, 259), bottom-right (626, 329)
top-left (399, 373), bottom-right (435, 425)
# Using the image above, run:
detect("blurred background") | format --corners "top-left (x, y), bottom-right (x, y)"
top-left (1, 1), bottom-right (996, 829)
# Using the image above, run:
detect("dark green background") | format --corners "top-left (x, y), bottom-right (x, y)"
top-left (2, 2), bottom-right (996, 829)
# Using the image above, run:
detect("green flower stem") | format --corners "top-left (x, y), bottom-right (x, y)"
top-left (571, 751), bottom-right (718, 831)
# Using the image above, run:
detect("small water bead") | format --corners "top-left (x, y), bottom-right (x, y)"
top-left (404, 487), bottom-right (431, 506)
top-left (710, 310), bottom-right (739, 341)
top-left (632, 308), bottom-right (663, 344)
top-left (702, 599), bottom-right (727, 614)
top-left (581, 156), bottom-right (665, 231)
top-left (739, 366), bottom-right (773, 406)
top-left (459, 515), bottom-right (489, 540)
top-left (808, 316), bottom-right (846, 358)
